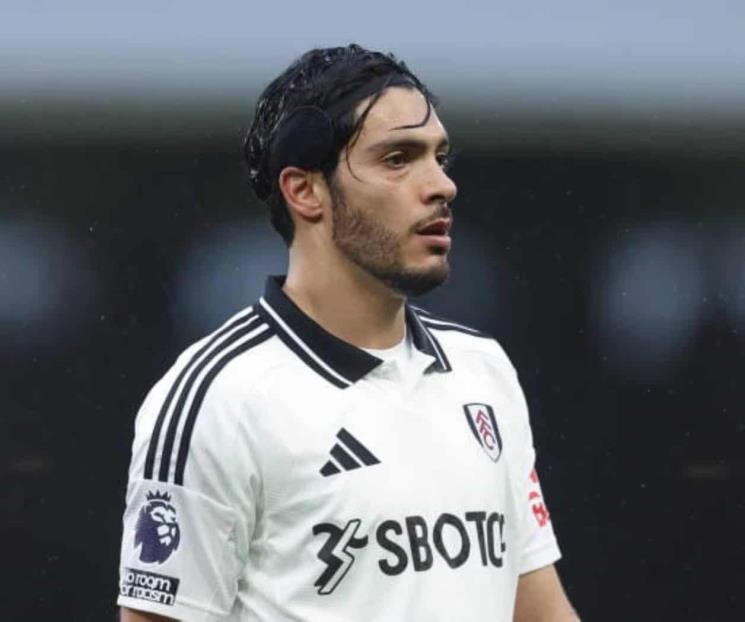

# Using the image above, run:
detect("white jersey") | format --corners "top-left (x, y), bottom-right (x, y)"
top-left (118, 276), bottom-right (561, 621)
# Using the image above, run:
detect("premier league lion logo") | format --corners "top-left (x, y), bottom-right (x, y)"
top-left (134, 490), bottom-right (181, 564)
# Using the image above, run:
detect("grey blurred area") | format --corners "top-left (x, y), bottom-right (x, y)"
top-left (1, 2), bottom-right (743, 620)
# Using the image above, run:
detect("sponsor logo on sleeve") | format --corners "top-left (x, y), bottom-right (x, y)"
top-left (134, 490), bottom-right (181, 564)
top-left (120, 567), bottom-right (179, 606)
top-left (528, 469), bottom-right (551, 527)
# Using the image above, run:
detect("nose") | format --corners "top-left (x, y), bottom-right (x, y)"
top-left (422, 158), bottom-right (458, 207)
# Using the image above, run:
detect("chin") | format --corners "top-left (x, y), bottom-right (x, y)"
top-left (385, 261), bottom-right (450, 298)
top-left (413, 253), bottom-right (450, 277)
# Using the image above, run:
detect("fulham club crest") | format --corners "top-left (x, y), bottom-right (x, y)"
top-left (463, 403), bottom-right (503, 462)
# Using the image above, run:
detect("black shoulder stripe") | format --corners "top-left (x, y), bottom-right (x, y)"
top-left (157, 315), bottom-right (267, 482)
top-left (411, 305), bottom-right (489, 337)
top-left (173, 327), bottom-right (274, 485)
top-left (419, 317), bottom-right (490, 339)
top-left (144, 309), bottom-right (257, 480)
top-left (409, 304), bottom-right (433, 317)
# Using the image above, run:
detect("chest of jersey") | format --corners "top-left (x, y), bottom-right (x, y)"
top-left (243, 356), bottom-right (527, 615)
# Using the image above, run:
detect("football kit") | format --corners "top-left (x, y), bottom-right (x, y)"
top-left (118, 275), bottom-right (561, 621)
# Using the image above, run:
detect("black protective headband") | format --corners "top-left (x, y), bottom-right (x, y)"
top-left (264, 72), bottom-right (418, 196)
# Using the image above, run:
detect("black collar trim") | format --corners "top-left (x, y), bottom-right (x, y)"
top-left (405, 305), bottom-right (452, 373)
top-left (256, 276), bottom-right (451, 388)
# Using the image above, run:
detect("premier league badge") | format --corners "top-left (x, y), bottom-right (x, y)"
top-left (463, 403), bottom-right (503, 462)
top-left (134, 491), bottom-right (181, 564)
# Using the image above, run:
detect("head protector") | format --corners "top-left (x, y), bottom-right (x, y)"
top-left (248, 72), bottom-right (423, 201)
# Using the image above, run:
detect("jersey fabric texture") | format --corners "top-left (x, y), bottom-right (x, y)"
top-left (118, 275), bottom-right (561, 621)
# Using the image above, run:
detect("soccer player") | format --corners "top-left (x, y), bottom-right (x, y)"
top-left (118, 44), bottom-right (579, 621)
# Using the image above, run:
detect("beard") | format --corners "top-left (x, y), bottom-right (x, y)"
top-left (329, 180), bottom-right (451, 297)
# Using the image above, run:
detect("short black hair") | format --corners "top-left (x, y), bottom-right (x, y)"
top-left (243, 44), bottom-right (436, 245)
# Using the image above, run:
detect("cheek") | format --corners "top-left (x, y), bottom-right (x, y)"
top-left (340, 173), bottom-right (417, 234)
top-left (377, 186), bottom-right (416, 226)
top-left (384, 208), bottom-right (412, 235)
top-left (352, 191), bottom-right (407, 231)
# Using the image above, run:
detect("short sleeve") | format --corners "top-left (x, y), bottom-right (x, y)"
top-left (501, 349), bottom-right (562, 575)
top-left (117, 352), bottom-right (260, 620)
top-left (118, 480), bottom-right (241, 620)
top-left (518, 449), bottom-right (562, 574)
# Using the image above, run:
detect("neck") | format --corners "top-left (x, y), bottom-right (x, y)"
top-left (284, 246), bottom-right (406, 350)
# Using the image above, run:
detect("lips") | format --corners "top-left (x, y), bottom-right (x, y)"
top-left (416, 219), bottom-right (451, 236)
top-left (415, 218), bottom-right (452, 253)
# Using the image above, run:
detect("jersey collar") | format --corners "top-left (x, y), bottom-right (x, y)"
top-left (256, 275), bottom-right (451, 389)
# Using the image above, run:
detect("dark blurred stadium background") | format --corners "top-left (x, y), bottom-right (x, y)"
top-left (2, 3), bottom-right (744, 620)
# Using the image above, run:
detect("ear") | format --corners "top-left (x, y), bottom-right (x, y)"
top-left (278, 166), bottom-right (325, 224)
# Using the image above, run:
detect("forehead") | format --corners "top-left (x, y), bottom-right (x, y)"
top-left (354, 87), bottom-right (447, 145)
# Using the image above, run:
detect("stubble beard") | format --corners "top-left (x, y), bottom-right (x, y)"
top-left (329, 181), bottom-right (450, 298)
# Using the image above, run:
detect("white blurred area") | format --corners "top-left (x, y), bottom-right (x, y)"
top-left (171, 218), bottom-right (286, 340)
top-left (4, 1), bottom-right (745, 103)
top-left (590, 218), bottom-right (745, 382)
top-left (0, 214), bottom-right (99, 352)
top-left (3, 0), bottom-right (745, 148)
top-left (590, 222), bottom-right (707, 381)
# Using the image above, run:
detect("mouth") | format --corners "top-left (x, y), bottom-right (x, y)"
top-left (415, 218), bottom-right (452, 252)
top-left (416, 218), bottom-right (451, 236)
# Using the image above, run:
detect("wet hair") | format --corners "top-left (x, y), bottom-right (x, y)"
top-left (243, 44), bottom-right (436, 245)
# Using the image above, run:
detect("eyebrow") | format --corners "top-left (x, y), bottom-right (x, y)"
top-left (365, 134), bottom-right (451, 154)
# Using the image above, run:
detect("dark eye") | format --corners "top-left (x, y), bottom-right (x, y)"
top-left (383, 152), bottom-right (408, 168)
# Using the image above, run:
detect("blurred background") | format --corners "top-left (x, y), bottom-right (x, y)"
top-left (2, 1), bottom-right (743, 620)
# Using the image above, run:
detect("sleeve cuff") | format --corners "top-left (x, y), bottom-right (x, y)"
top-left (519, 541), bottom-right (562, 575)
top-left (118, 594), bottom-right (228, 622)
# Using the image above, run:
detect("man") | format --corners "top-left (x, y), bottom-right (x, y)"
top-left (118, 44), bottom-right (579, 621)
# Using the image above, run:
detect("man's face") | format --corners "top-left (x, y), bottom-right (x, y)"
top-left (329, 87), bottom-right (458, 297)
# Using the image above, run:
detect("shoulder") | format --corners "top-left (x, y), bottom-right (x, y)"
top-left (411, 305), bottom-right (517, 376)
top-left (129, 305), bottom-right (279, 485)
top-left (149, 305), bottom-right (278, 417)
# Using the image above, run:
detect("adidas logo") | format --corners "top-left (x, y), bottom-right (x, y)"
top-left (320, 428), bottom-right (380, 477)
